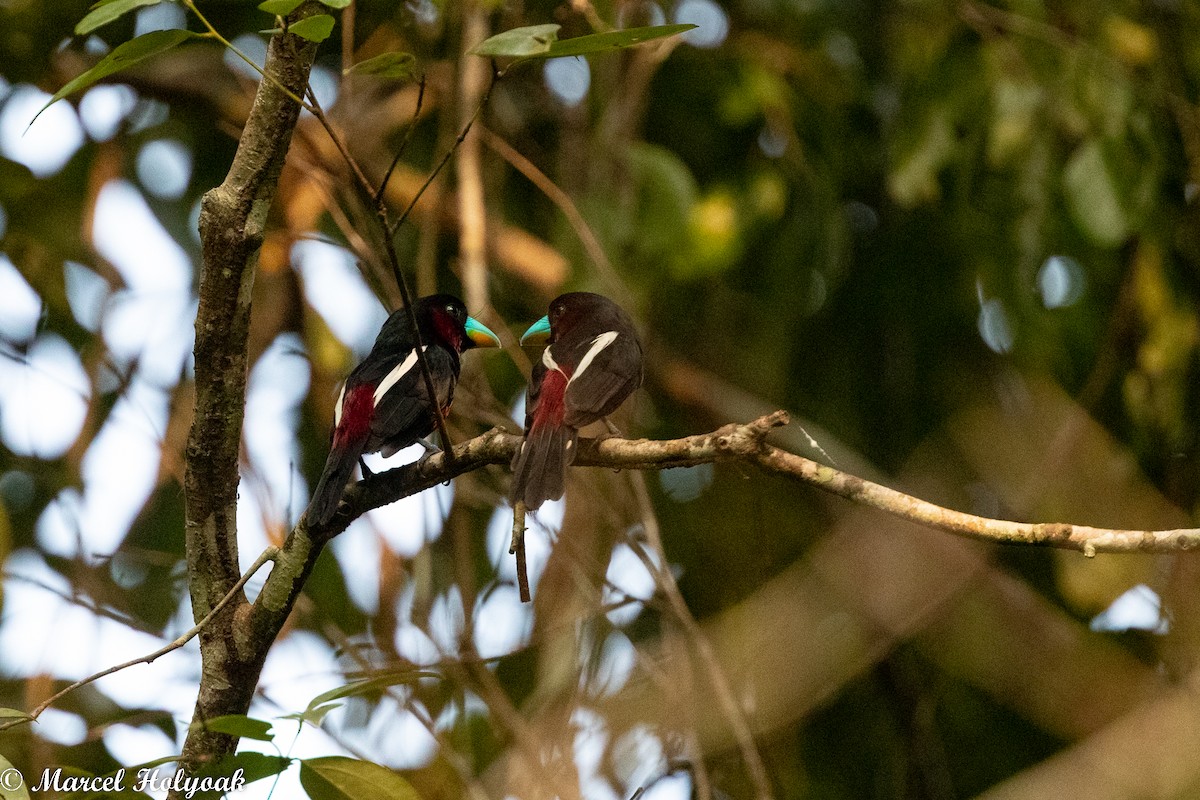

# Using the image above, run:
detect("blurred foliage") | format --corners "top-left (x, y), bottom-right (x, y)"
top-left (3, 0), bottom-right (1200, 798)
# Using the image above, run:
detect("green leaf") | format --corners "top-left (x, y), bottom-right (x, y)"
top-left (289, 14), bottom-right (335, 42)
top-left (280, 701), bottom-right (341, 728)
top-left (194, 752), bottom-right (292, 785)
top-left (469, 24), bottom-right (560, 58)
top-left (75, 0), bottom-right (164, 35)
top-left (627, 141), bottom-right (698, 261)
top-left (0, 707), bottom-right (32, 721)
top-left (305, 672), bottom-right (439, 710)
top-left (258, 0), bottom-right (304, 14)
top-left (888, 105), bottom-right (955, 207)
top-left (317, 0), bottom-right (351, 7)
top-left (299, 757), bottom-right (420, 800)
top-left (0, 753), bottom-right (30, 800)
top-left (470, 23), bottom-right (695, 60)
top-left (542, 23), bottom-right (696, 59)
top-left (1063, 138), bottom-right (1129, 247)
top-left (345, 51), bottom-right (418, 79)
top-left (33, 29), bottom-right (196, 126)
top-left (194, 714), bottom-right (275, 741)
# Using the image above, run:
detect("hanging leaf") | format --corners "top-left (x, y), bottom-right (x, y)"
top-left (258, 0), bottom-right (304, 14)
top-left (471, 23), bottom-right (695, 61)
top-left (542, 23), bottom-right (696, 59)
top-left (469, 24), bottom-right (560, 58)
top-left (299, 757), bottom-right (421, 800)
top-left (317, 0), bottom-right (352, 7)
top-left (345, 51), bottom-right (418, 79)
top-left (32, 28), bottom-right (196, 126)
top-left (280, 701), bottom-right (341, 727)
top-left (192, 714), bottom-right (275, 742)
top-left (193, 752), bottom-right (293, 785)
top-left (288, 14), bottom-right (335, 43)
top-left (1063, 138), bottom-right (1129, 247)
top-left (303, 671), bottom-right (438, 709)
top-left (75, 0), bottom-right (164, 35)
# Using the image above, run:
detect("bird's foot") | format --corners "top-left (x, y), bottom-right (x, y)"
top-left (415, 438), bottom-right (443, 470)
top-left (599, 417), bottom-right (623, 439)
top-left (358, 457), bottom-right (375, 478)
top-left (416, 437), bottom-right (442, 454)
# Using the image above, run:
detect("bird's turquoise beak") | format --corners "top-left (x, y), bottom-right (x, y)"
top-left (520, 315), bottom-right (552, 346)
top-left (465, 316), bottom-right (501, 348)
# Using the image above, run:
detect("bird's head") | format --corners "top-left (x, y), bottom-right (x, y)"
top-left (419, 294), bottom-right (501, 353)
top-left (519, 292), bottom-right (622, 346)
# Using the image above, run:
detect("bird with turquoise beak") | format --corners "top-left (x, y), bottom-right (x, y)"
top-left (307, 294), bottom-right (500, 527)
top-left (512, 292), bottom-right (644, 510)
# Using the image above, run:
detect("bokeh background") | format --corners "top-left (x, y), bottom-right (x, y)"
top-left (2, 0), bottom-right (1200, 798)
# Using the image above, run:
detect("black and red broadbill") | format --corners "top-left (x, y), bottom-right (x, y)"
top-left (307, 294), bottom-right (500, 527)
top-left (511, 292), bottom-right (644, 510)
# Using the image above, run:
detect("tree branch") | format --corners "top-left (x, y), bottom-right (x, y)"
top-left (304, 411), bottom-right (1200, 556)
top-left (179, 4), bottom-right (320, 795)
top-left (0, 548), bottom-right (279, 733)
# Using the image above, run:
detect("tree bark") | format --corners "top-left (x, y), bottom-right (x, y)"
top-left (177, 8), bottom-right (319, 794)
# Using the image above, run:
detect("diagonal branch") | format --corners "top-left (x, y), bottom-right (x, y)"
top-left (0, 548), bottom-right (279, 734)
top-left (178, 5), bottom-right (321, 795)
top-left (304, 411), bottom-right (1200, 555)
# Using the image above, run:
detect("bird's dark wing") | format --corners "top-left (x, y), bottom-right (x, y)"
top-left (561, 331), bottom-right (643, 427)
top-left (366, 346), bottom-right (458, 455)
top-left (523, 358), bottom-right (549, 430)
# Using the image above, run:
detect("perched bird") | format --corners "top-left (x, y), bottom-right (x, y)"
top-left (511, 292), bottom-right (643, 510)
top-left (307, 294), bottom-right (500, 527)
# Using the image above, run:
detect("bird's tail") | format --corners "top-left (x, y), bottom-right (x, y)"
top-left (510, 422), bottom-right (578, 511)
top-left (307, 445), bottom-right (360, 528)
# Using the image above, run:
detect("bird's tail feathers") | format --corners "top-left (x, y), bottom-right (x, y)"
top-left (308, 445), bottom-right (361, 528)
top-left (510, 422), bottom-right (577, 511)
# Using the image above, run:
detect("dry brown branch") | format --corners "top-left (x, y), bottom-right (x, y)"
top-left (457, 2), bottom-right (491, 312)
top-left (328, 411), bottom-right (1200, 555)
top-left (976, 670), bottom-right (1200, 799)
top-left (626, 471), bottom-right (771, 800)
top-left (0, 548), bottom-right (279, 734)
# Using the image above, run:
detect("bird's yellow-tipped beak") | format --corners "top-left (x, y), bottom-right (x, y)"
top-left (465, 316), bottom-right (501, 348)
top-left (519, 315), bottom-right (552, 345)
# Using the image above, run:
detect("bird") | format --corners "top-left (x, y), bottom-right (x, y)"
top-left (307, 294), bottom-right (500, 527)
top-left (511, 292), bottom-right (643, 510)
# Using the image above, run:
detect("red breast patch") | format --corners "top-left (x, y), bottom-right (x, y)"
top-left (533, 369), bottom-right (568, 429)
top-left (334, 384), bottom-right (374, 448)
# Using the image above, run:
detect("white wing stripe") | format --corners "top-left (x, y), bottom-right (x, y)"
top-left (568, 331), bottom-right (618, 386)
top-left (373, 347), bottom-right (425, 407)
top-left (333, 382), bottom-right (347, 426)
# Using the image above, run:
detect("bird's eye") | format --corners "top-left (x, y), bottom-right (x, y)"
top-left (445, 304), bottom-right (456, 315)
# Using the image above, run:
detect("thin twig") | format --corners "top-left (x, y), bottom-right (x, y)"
top-left (376, 76), bottom-right (427, 203)
top-left (0, 547), bottom-right (280, 732)
top-left (335, 412), bottom-right (1200, 555)
top-left (627, 473), bottom-right (773, 800)
top-left (304, 73), bottom-right (455, 456)
top-left (305, 86), bottom-right (378, 196)
top-left (510, 500), bottom-right (531, 602)
top-left (184, 0), bottom-right (314, 112)
top-left (388, 65), bottom-right (498, 238)
top-left (480, 126), bottom-right (630, 305)
top-left (297, 596), bottom-right (493, 800)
